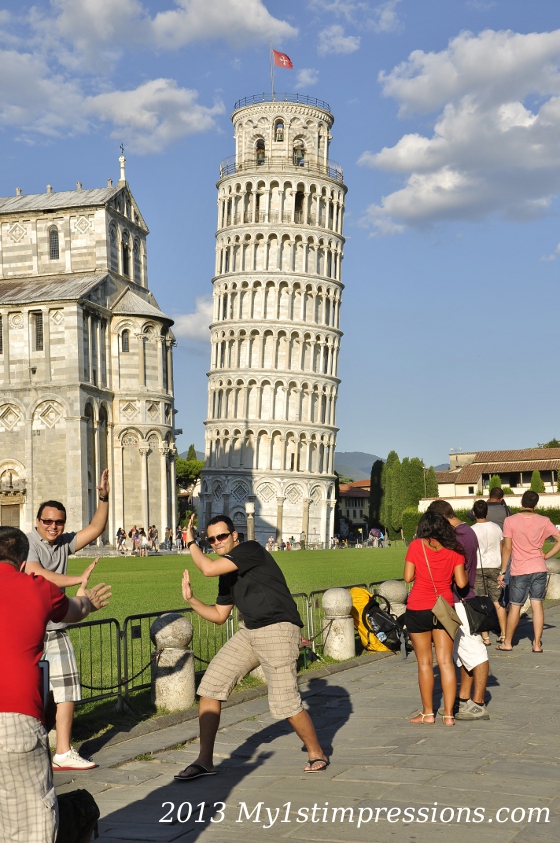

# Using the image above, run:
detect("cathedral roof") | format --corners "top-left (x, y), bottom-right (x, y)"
top-left (0, 187), bottom-right (121, 213)
top-left (112, 287), bottom-right (172, 323)
top-left (0, 273), bottom-right (107, 304)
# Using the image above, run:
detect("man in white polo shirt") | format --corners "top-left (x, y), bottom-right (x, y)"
top-left (497, 490), bottom-right (560, 653)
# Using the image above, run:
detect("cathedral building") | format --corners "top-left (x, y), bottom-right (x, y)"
top-left (0, 156), bottom-right (177, 541)
top-left (200, 94), bottom-right (347, 546)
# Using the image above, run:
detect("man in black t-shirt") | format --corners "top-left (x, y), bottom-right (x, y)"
top-left (175, 515), bottom-right (328, 781)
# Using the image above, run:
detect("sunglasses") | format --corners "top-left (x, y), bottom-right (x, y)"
top-left (40, 519), bottom-right (66, 527)
top-left (207, 532), bottom-right (232, 545)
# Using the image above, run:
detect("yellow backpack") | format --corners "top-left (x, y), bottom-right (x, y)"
top-left (349, 587), bottom-right (391, 652)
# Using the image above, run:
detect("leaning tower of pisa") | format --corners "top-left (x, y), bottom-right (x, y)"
top-left (200, 93), bottom-right (346, 547)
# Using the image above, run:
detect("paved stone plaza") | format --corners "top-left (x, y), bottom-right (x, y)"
top-left (54, 606), bottom-right (560, 842)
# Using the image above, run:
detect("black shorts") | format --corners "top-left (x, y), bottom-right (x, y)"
top-left (405, 608), bottom-right (445, 634)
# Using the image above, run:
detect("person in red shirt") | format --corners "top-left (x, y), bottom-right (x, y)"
top-left (0, 526), bottom-right (111, 843)
top-left (404, 512), bottom-right (467, 726)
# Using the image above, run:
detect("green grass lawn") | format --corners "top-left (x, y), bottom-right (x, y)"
top-left (66, 544), bottom-right (408, 622)
top-left (68, 545), bottom-right (407, 741)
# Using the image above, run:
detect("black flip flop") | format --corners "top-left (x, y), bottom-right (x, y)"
top-left (174, 764), bottom-right (217, 781)
top-left (305, 758), bottom-right (330, 773)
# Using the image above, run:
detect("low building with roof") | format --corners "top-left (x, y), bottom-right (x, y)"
top-left (420, 448), bottom-right (560, 513)
top-left (0, 157), bottom-right (177, 540)
top-left (338, 480), bottom-right (369, 535)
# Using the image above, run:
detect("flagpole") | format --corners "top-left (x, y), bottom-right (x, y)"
top-left (270, 42), bottom-right (275, 101)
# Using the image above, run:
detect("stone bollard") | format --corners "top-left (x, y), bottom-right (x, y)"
top-left (150, 613), bottom-right (195, 712)
top-left (546, 573), bottom-right (560, 599)
top-left (322, 588), bottom-right (356, 660)
top-left (377, 580), bottom-right (407, 618)
top-left (546, 558), bottom-right (560, 575)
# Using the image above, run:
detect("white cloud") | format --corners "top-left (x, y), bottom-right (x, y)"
top-left (296, 68), bottom-right (319, 88)
top-left (308, 1), bottom-right (368, 21)
top-left (40, 0), bottom-right (296, 69)
top-left (152, 0), bottom-right (296, 50)
top-left (370, 0), bottom-right (403, 34)
top-left (85, 80), bottom-right (224, 154)
top-left (318, 24), bottom-right (360, 56)
top-left (0, 49), bottom-right (87, 137)
top-left (173, 296), bottom-right (214, 341)
top-left (541, 243), bottom-right (560, 262)
top-left (359, 28), bottom-right (560, 232)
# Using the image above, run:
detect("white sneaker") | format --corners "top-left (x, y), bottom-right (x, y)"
top-left (52, 748), bottom-right (96, 771)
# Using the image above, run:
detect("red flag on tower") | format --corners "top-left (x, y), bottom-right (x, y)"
top-left (272, 49), bottom-right (293, 69)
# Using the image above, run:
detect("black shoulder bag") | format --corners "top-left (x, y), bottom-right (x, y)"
top-left (462, 546), bottom-right (501, 635)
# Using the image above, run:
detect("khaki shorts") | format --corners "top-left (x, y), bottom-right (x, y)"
top-left (43, 630), bottom-right (81, 704)
top-left (198, 622), bottom-right (303, 720)
top-left (475, 568), bottom-right (502, 603)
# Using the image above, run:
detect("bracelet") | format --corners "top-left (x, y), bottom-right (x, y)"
top-left (186, 540), bottom-right (196, 549)
top-left (98, 495), bottom-right (109, 502)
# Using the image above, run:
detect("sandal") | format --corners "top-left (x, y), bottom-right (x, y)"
top-left (305, 758), bottom-right (330, 773)
top-left (441, 715), bottom-right (455, 726)
top-left (409, 712), bottom-right (435, 724)
top-left (482, 636), bottom-right (491, 645)
top-left (497, 635), bottom-right (506, 643)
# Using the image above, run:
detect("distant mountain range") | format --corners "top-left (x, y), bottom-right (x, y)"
top-left (334, 451), bottom-right (383, 481)
top-left (178, 450), bottom-right (205, 461)
top-left (178, 450), bottom-right (448, 479)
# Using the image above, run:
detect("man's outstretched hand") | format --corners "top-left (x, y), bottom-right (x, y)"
top-left (96, 469), bottom-right (110, 498)
top-left (182, 569), bottom-right (193, 602)
top-left (81, 582), bottom-right (112, 611)
top-left (80, 557), bottom-right (98, 589)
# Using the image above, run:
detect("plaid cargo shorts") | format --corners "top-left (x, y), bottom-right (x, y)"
top-left (0, 712), bottom-right (58, 843)
top-left (198, 622), bottom-right (303, 720)
top-left (43, 630), bottom-right (81, 703)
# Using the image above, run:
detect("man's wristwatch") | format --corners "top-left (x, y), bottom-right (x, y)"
top-left (186, 540), bottom-right (196, 549)
top-left (99, 495), bottom-right (109, 502)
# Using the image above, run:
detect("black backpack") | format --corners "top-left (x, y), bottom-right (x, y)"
top-left (363, 595), bottom-right (410, 660)
top-left (56, 789), bottom-right (100, 843)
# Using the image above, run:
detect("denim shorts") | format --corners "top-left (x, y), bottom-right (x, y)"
top-left (508, 572), bottom-right (548, 605)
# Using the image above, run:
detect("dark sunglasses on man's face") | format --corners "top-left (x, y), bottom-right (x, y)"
top-left (207, 532), bottom-right (232, 545)
top-left (40, 519), bottom-right (66, 527)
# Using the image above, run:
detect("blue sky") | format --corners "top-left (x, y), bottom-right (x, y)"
top-left (1, 0), bottom-right (559, 466)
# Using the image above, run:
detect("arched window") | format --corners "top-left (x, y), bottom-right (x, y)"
top-left (256, 139), bottom-right (265, 165)
top-left (122, 231), bottom-right (130, 277)
top-left (121, 330), bottom-right (130, 352)
top-left (49, 227), bottom-right (59, 260)
top-left (293, 139), bottom-right (305, 166)
top-left (274, 119), bottom-right (284, 142)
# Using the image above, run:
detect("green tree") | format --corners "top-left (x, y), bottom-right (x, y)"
top-left (186, 443), bottom-right (198, 460)
top-left (369, 459), bottom-right (384, 528)
top-left (176, 456), bottom-right (204, 492)
top-left (406, 457), bottom-right (426, 509)
top-left (380, 451), bottom-right (399, 538)
top-left (425, 466), bottom-right (439, 497)
top-left (489, 474), bottom-right (502, 491)
top-left (538, 438), bottom-right (560, 449)
top-left (530, 470), bottom-right (545, 493)
top-left (391, 457), bottom-right (403, 533)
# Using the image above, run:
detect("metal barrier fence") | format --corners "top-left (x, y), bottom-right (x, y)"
top-left (71, 580), bottom-right (406, 708)
top-left (67, 618), bottom-right (122, 705)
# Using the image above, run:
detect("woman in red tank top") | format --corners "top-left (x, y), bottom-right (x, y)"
top-left (404, 511), bottom-right (467, 726)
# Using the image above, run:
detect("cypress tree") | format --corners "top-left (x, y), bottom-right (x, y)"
top-left (391, 458), bottom-right (402, 533)
top-left (407, 457), bottom-right (426, 508)
top-left (489, 474), bottom-right (502, 491)
top-left (425, 466), bottom-right (439, 497)
top-left (530, 470), bottom-right (545, 493)
top-left (186, 444), bottom-right (197, 460)
top-left (369, 459), bottom-right (384, 528)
